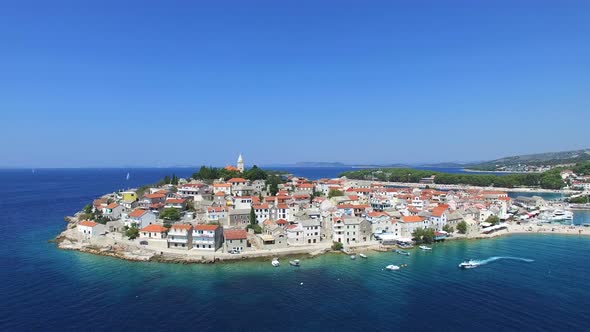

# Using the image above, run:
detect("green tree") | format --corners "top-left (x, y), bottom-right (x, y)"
top-left (443, 224), bottom-right (454, 233)
top-left (485, 215), bottom-right (500, 225)
top-left (125, 226), bottom-right (139, 239)
top-left (267, 175), bottom-right (280, 196)
top-left (79, 213), bottom-right (93, 221)
top-left (163, 221), bottom-right (172, 229)
top-left (328, 189), bottom-right (344, 198)
top-left (249, 207), bottom-right (257, 225)
top-left (160, 208), bottom-right (181, 221)
top-left (457, 221), bottom-right (468, 234)
top-left (331, 242), bottom-right (344, 251)
top-left (246, 223), bottom-right (262, 234)
top-left (412, 228), bottom-right (435, 244)
top-left (244, 165), bottom-right (268, 181)
top-left (192, 166), bottom-right (220, 180)
top-left (83, 205), bottom-right (93, 214)
top-left (219, 168), bottom-right (240, 181)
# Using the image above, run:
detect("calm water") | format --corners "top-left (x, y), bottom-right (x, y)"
top-left (1, 168), bottom-right (590, 331)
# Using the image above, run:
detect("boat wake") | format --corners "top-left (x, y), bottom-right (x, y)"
top-left (469, 256), bottom-right (534, 267)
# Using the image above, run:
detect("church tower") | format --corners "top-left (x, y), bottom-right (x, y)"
top-left (237, 154), bottom-right (244, 172)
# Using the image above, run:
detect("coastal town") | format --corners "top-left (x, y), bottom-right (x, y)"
top-left (57, 155), bottom-right (590, 263)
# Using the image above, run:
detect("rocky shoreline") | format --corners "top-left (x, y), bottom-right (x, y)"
top-left (55, 213), bottom-right (589, 265)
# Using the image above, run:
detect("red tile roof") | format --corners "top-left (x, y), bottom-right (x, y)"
top-left (129, 209), bottom-right (147, 218)
top-left (224, 229), bottom-right (248, 240)
top-left (228, 178), bottom-right (247, 183)
top-left (431, 207), bottom-right (448, 217)
top-left (79, 220), bottom-right (98, 227)
top-left (145, 193), bottom-right (165, 199)
top-left (106, 203), bottom-right (119, 209)
top-left (402, 216), bottom-right (425, 223)
top-left (140, 224), bottom-right (168, 232)
top-left (207, 206), bottom-right (226, 213)
top-left (171, 224), bottom-right (192, 230)
top-left (195, 224), bottom-right (220, 231)
top-left (166, 198), bottom-right (185, 204)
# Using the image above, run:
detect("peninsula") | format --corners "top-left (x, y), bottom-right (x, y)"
top-left (55, 155), bottom-right (590, 263)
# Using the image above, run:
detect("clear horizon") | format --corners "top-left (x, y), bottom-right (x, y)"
top-left (2, 1), bottom-right (589, 168)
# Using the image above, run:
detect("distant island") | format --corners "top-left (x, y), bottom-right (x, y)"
top-left (290, 148), bottom-right (590, 174)
top-left (465, 148), bottom-right (590, 172)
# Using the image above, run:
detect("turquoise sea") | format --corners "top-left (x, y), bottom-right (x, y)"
top-left (1, 167), bottom-right (589, 331)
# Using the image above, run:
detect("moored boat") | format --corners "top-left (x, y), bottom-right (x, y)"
top-left (359, 253), bottom-right (367, 259)
top-left (386, 264), bottom-right (400, 271)
top-left (271, 258), bottom-right (280, 267)
top-left (419, 245), bottom-right (432, 251)
top-left (289, 259), bottom-right (300, 267)
top-left (394, 249), bottom-right (410, 256)
top-left (350, 255), bottom-right (356, 260)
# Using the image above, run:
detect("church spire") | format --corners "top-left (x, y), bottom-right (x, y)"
top-left (237, 153), bottom-right (244, 172)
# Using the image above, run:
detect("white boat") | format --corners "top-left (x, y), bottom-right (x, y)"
top-left (359, 253), bottom-right (367, 259)
top-left (547, 209), bottom-right (574, 221)
top-left (458, 260), bottom-right (478, 269)
top-left (126, 172), bottom-right (130, 180)
top-left (385, 264), bottom-right (400, 271)
top-left (350, 255), bottom-right (356, 260)
top-left (419, 245), bottom-right (432, 251)
top-left (271, 258), bottom-right (280, 267)
top-left (289, 259), bottom-right (300, 267)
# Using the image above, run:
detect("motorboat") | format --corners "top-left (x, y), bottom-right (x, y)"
top-left (289, 259), bottom-right (300, 267)
top-left (350, 255), bottom-right (356, 260)
top-left (394, 249), bottom-right (410, 256)
top-left (547, 209), bottom-right (574, 222)
top-left (271, 258), bottom-right (280, 267)
top-left (359, 253), bottom-right (367, 259)
top-left (458, 260), bottom-right (478, 269)
top-left (385, 264), bottom-right (400, 271)
top-left (419, 245), bottom-right (432, 251)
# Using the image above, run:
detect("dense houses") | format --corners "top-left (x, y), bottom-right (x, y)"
top-left (78, 155), bottom-right (526, 254)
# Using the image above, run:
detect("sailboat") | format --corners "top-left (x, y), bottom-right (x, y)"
top-left (126, 172), bottom-right (130, 180)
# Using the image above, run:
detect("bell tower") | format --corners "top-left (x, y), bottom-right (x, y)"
top-left (237, 154), bottom-right (244, 172)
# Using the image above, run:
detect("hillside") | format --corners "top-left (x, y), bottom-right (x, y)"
top-left (467, 148), bottom-right (590, 171)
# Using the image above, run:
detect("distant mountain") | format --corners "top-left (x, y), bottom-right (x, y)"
top-left (466, 148), bottom-right (590, 170)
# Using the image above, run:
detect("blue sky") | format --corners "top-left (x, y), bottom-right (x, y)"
top-left (1, 0), bottom-right (589, 167)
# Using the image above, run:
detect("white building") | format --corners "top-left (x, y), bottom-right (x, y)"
top-left (300, 219), bottom-right (321, 244)
top-left (77, 220), bottom-right (106, 238)
top-left (286, 224), bottom-right (305, 245)
top-left (167, 224), bottom-right (193, 249)
top-left (139, 224), bottom-right (168, 239)
top-left (206, 206), bottom-right (227, 224)
top-left (102, 203), bottom-right (123, 220)
top-left (192, 225), bottom-right (223, 251)
top-left (399, 216), bottom-right (428, 237)
top-left (126, 209), bottom-right (156, 228)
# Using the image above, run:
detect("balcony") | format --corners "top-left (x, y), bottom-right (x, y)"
top-left (168, 237), bottom-right (188, 243)
top-left (168, 231), bottom-right (188, 236)
top-left (193, 238), bottom-right (214, 244)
